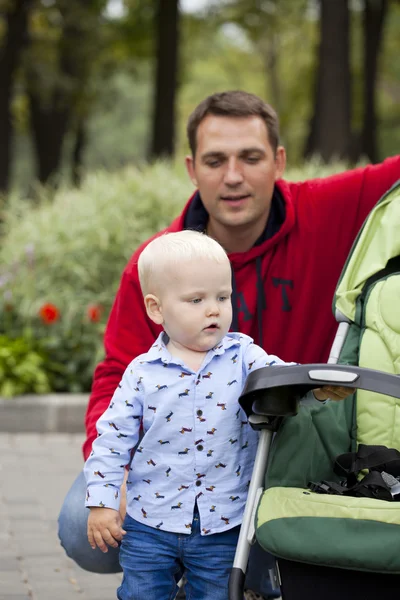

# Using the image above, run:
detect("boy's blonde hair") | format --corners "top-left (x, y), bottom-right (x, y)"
top-left (138, 230), bottom-right (230, 296)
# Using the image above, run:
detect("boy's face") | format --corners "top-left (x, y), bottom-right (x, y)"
top-left (153, 257), bottom-right (233, 353)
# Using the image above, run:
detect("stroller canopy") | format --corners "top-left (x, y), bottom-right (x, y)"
top-left (334, 180), bottom-right (400, 322)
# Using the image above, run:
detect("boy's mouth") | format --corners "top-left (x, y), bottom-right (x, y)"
top-left (204, 323), bottom-right (219, 330)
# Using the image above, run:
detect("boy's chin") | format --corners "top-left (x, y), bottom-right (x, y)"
top-left (194, 331), bottom-right (226, 351)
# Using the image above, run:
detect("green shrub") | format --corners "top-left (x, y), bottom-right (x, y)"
top-left (0, 335), bottom-right (51, 397)
top-left (0, 161), bottom-right (191, 394)
top-left (0, 159), bottom-right (350, 395)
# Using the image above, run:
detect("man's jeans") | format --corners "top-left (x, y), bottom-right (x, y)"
top-left (118, 510), bottom-right (239, 600)
top-left (58, 471), bottom-right (280, 597)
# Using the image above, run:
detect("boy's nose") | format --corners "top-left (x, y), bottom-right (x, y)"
top-left (206, 302), bottom-right (220, 316)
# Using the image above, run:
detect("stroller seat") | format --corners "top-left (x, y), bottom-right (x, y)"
top-left (229, 180), bottom-right (400, 600)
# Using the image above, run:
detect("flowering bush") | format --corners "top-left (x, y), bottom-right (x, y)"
top-left (1, 299), bottom-right (105, 393)
top-left (0, 159), bottom-right (349, 396)
top-left (0, 161), bottom-right (190, 394)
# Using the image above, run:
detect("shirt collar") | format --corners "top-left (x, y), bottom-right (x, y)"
top-left (142, 332), bottom-right (242, 367)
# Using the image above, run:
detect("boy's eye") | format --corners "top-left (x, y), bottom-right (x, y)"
top-left (191, 298), bottom-right (202, 304)
top-left (218, 296), bottom-right (228, 302)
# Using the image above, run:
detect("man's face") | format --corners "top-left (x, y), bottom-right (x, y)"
top-left (186, 115), bottom-right (286, 236)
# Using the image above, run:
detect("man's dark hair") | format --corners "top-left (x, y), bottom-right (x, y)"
top-left (186, 90), bottom-right (280, 158)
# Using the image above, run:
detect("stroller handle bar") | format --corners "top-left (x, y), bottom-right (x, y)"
top-left (239, 364), bottom-right (400, 420)
top-left (229, 364), bottom-right (400, 600)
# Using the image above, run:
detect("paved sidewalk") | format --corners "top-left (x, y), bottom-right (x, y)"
top-left (0, 433), bottom-right (277, 600)
top-left (0, 433), bottom-right (121, 600)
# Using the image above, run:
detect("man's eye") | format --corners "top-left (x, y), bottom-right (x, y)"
top-left (205, 160), bottom-right (221, 168)
top-left (246, 156), bottom-right (260, 164)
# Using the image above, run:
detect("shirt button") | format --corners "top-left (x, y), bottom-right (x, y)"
top-left (197, 445), bottom-right (204, 451)
top-left (197, 409), bottom-right (203, 416)
top-left (195, 480), bottom-right (202, 487)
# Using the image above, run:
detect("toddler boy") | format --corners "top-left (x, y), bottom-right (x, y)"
top-left (84, 230), bottom-right (351, 600)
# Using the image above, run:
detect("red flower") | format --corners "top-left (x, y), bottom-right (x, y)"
top-left (87, 303), bottom-right (102, 323)
top-left (39, 303), bottom-right (60, 324)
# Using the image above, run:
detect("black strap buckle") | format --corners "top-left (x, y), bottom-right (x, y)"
top-left (308, 481), bottom-right (335, 494)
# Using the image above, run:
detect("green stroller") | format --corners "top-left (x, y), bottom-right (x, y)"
top-left (229, 180), bottom-right (400, 600)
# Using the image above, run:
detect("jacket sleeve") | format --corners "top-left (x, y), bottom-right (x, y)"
top-left (83, 261), bottom-right (160, 460)
top-left (300, 155), bottom-right (400, 237)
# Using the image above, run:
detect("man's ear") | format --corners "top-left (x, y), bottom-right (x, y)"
top-left (274, 146), bottom-right (286, 180)
top-left (185, 155), bottom-right (198, 187)
top-left (144, 294), bottom-right (163, 325)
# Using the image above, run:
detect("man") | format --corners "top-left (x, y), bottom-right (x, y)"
top-left (58, 90), bottom-right (400, 599)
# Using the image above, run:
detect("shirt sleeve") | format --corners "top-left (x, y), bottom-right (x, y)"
top-left (84, 363), bottom-right (143, 510)
top-left (242, 342), bottom-right (322, 406)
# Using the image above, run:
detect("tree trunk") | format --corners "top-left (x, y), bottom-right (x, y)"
top-left (72, 117), bottom-right (87, 187)
top-left (304, 0), bottom-right (352, 162)
top-left (263, 33), bottom-right (280, 113)
top-left (149, 0), bottom-right (180, 159)
top-left (0, 0), bottom-right (34, 192)
top-left (361, 0), bottom-right (388, 163)
top-left (27, 0), bottom-right (95, 185)
top-left (28, 88), bottom-right (70, 186)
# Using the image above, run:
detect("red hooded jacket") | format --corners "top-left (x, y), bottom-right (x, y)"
top-left (83, 157), bottom-right (400, 460)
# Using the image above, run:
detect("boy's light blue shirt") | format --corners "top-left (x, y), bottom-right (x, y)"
top-left (84, 332), bottom-right (317, 536)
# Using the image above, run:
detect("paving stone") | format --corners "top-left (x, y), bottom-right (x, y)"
top-left (0, 595), bottom-right (31, 600)
top-left (0, 433), bottom-right (125, 600)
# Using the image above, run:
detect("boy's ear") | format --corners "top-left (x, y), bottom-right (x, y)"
top-left (144, 294), bottom-right (163, 325)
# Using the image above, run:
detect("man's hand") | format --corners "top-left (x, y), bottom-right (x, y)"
top-left (87, 507), bottom-right (126, 553)
top-left (313, 386), bottom-right (355, 402)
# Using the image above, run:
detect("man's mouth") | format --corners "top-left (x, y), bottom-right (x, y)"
top-left (220, 194), bottom-right (250, 202)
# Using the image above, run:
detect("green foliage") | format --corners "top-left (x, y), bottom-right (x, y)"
top-left (0, 161), bottom-right (191, 395)
top-left (33, 319), bottom-right (105, 394)
top-left (8, 0), bottom-right (400, 192)
top-left (0, 335), bottom-right (51, 397)
top-left (379, 3), bottom-right (400, 159)
top-left (181, 0), bottom-right (317, 162)
top-left (84, 67), bottom-right (152, 169)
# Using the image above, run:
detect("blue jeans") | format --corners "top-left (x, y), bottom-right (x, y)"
top-left (58, 470), bottom-right (280, 597)
top-left (118, 510), bottom-right (239, 600)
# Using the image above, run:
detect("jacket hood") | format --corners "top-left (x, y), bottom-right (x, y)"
top-left (172, 179), bottom-right (295, 267)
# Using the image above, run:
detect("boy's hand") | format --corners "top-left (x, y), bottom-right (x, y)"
top-left (87, 507), bottom-right (126, 553)
top-left (313, 386), bottom-right (355, 402)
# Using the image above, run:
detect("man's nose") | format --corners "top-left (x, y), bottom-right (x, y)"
top-left (224, 158), bottom-right (244, 186)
